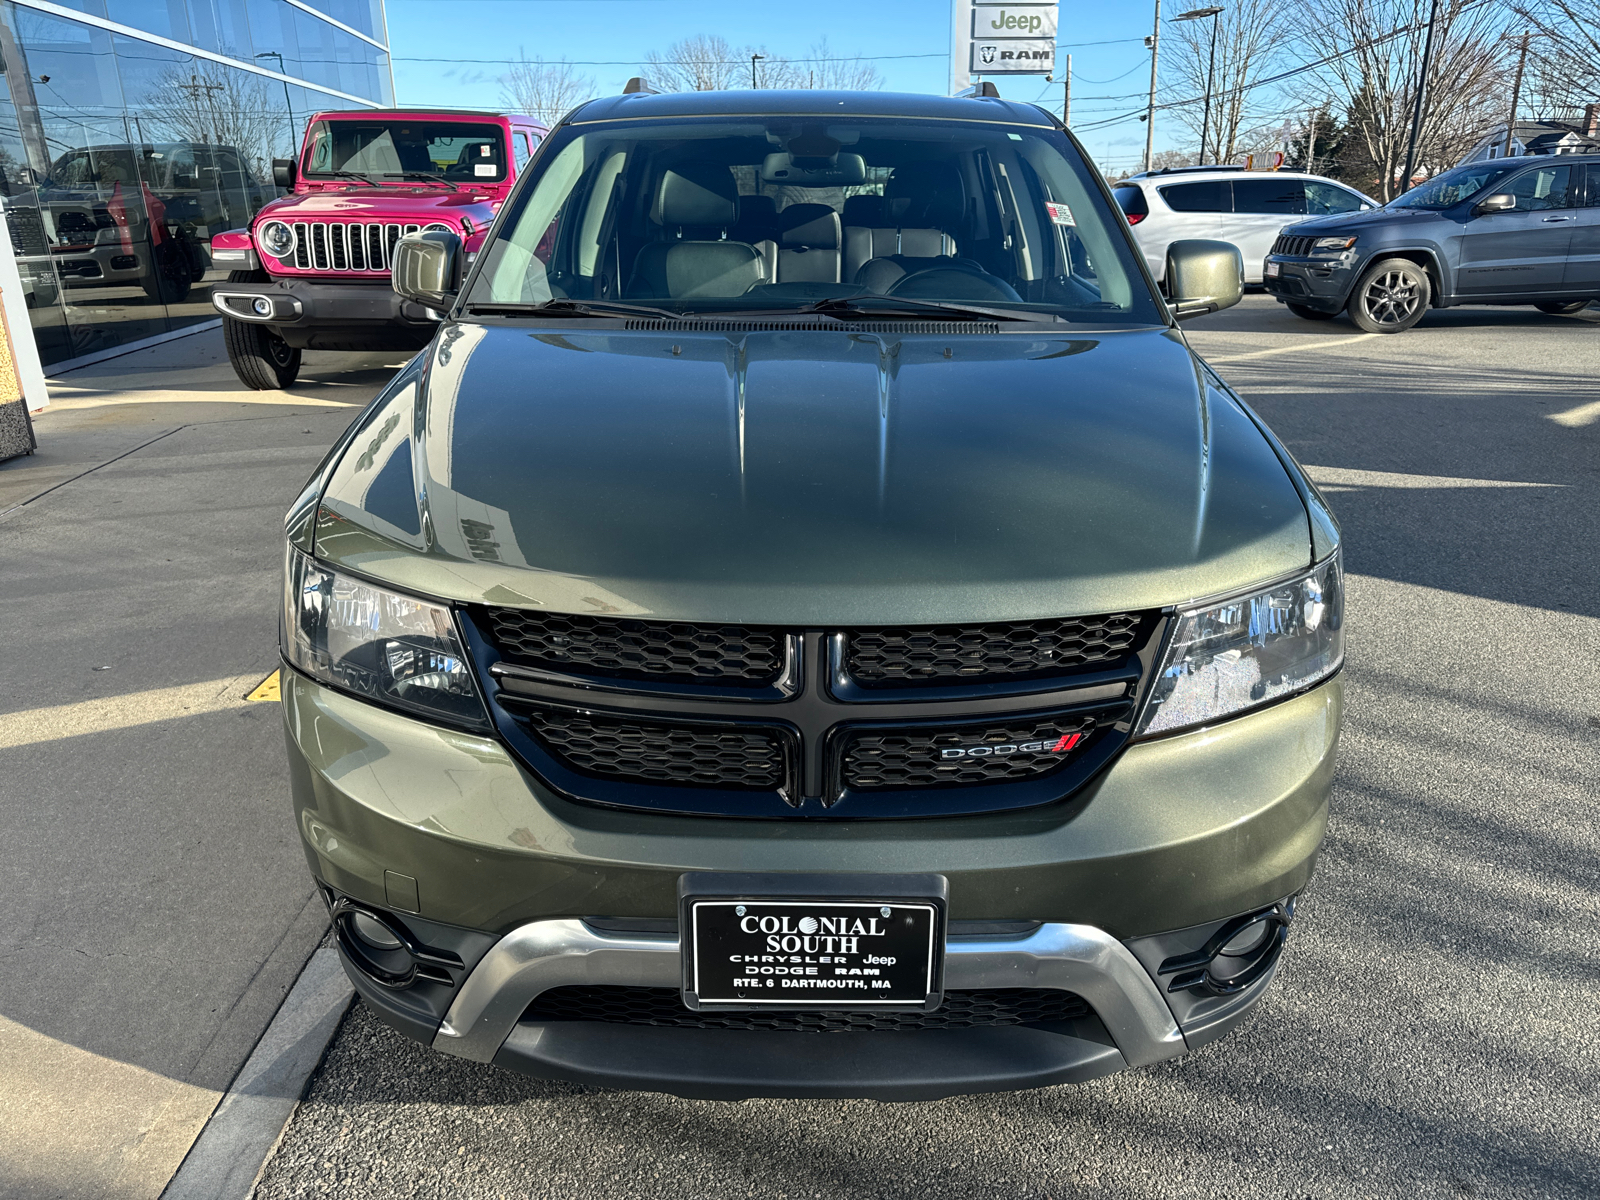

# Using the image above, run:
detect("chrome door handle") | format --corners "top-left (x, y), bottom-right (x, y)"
top-left (1543, 215), bottom-right (1576, 222)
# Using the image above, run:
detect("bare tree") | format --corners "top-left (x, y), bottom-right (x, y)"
top-left (1308, 0), bottom-right (1506, 199)
top-left (500, 56), bottom-right (596, 126)
top-left (1164, 0), bottom-right (1294, 162)
top-left (644, 35), bottom-right (752, 91)
top-left (787, 39), bottom-right (884, 90)
top-left (134, 61), bottom-right (284, 179)
top-left (1508, 0), bottom-right (1600, 119)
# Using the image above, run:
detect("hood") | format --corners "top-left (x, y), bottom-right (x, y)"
top-left (258, 189), bottom-right (494, 222)
top-left (1286, 205), bottom-right (1436, 236)
top-left (314, 323), bottom-right (1312, 624)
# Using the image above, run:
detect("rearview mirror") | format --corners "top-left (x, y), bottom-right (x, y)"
top-left (760, 151), bottom-right (866, 186)
top-left (272, 158), bottom-right (296, 189)
top-left (1473, 192), bottom-right (1515, 215)
top-left (392, 230), bottom-right (463, 312)
top-left (1166, 239), bottom-right (1243, 319)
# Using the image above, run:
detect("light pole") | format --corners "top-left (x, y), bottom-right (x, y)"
top-left (1400, 0), bottom-right (1441, 195)
top-left (1504, 30), bottom-right (1530, 158)
top-left (255, 51), bottom-right (296, 155)
top-left (1176, 6), bottom-right (1223, 165)
top-left (1143, 0), bottom-right (1161, 173)
top-left (750, 54), bottom-right (764, 89)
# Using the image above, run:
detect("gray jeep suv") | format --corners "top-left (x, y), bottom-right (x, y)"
top-left (1265, 155), bottom-right (1600, 331)
top-left (281, 87), bottom-right (1344, 1100)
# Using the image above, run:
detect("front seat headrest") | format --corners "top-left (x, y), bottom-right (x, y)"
top-left (779, 203), bottom-right (841, 248)
top-left (885, 161), bottom-right (965, 229)
top-left (654, 166), bottom-right (740, 229)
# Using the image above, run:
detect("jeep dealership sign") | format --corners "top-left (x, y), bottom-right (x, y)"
top-left (966, 0), bottom-right (1057, 76)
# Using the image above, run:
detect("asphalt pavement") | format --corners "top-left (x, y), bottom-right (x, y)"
top-left (0, 333), bottom-right (403, 1200)
top-left (248, 296), bottom-right (1600, 1200)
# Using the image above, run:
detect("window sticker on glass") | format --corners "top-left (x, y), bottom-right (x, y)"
top-left (1046, 201), bottom-right (1075, 226)
top-left (475, 164), bottom-right (497, 176)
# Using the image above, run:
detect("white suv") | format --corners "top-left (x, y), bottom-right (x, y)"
top-left (1113, 167), bottom-right (1379, 284)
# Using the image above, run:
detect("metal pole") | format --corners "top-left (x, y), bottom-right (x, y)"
top-left (1064, 53), bottom-right (1071, 125)
top-left (1200, 12), bottom-right (1218, 163)
top-left (1400, 0), bottom-right (1441, 194)
top-left (1504, 31), bottom-right (1529, 157)
top-left (1306, 107), bottom-right (1318, 173)
top-left (1144, 0), bottom-right (1162, 172)
top-left (750, 55), bottom-right (762, 89)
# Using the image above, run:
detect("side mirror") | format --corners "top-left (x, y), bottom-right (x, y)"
top-left (1473, 193), bottom-right (1515, 215)
top-left (1166, 238), bottom-right (1243, 319)
top-left (272, 158), bottom-right (296, 189)
top-left (392, 230), bottom-right (463, 311)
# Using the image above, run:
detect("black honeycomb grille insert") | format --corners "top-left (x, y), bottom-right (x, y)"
top-left (519, 703), bottom-right (784, 790)
top-left (842, 714), bottom-right (1097, 790)
top-left (845, 614), bottom-right (1146, 687)
top-left (525, 986), bottom-right (1091, 1031)
top-left (485, 608), bottom-right (785, 685)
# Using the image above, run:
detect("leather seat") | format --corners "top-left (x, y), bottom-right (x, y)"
top-left (732, 194), bottom-right (780, 282)
top-left (776, 203), bottom-right (841, 284)
top-left (629, 167), bottom-right (764, 299)
top-left (851, 162), bottom-right (965, 293)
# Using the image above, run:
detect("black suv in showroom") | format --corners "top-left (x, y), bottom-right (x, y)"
top-left (1264, 155), bottom-right (1600, 331)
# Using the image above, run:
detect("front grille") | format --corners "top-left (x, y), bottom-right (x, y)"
top-left (518, 703), bottom-right (784, 790)
top-left (1271, 234), bottom-right (1317, 257)
top-left (485, 608), bottom-right (785, 685)
top-left (841, 713), bottom-right (1096, 790)
top-left (525, 985), bottom-right (1092, 1031)
top-left (289, 221), bottom-right (420, 272)
top-left (845, 614), bottom-right (1145, 687)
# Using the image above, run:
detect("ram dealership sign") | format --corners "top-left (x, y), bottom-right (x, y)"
top-left (967, 0), bottom-right (1058, 76)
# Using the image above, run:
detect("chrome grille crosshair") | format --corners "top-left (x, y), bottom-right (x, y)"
top-left (287, 221), bottom-right (422, 272)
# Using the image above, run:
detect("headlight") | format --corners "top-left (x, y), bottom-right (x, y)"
top-left (1310, 236), bottom-right (1357, 255)
top-left (258, 220), bottom-right (295, 258)
top-left (282, 546), bottom-right (489, 730)
top-left (1136, 552), bottom-right (1343, 737)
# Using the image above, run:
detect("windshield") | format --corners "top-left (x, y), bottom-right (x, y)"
top-left (302, 120), bottom-right (508, 182)
top-left (464, 116), bottom-right (1161, 323)
top-left (1389, 162), bottom-right (1520, 210)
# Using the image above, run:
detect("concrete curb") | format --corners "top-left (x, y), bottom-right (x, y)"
top-left (160, 949), bottom-right (354, 1200)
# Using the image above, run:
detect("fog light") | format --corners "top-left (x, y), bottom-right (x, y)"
top-left (251, 296), bottom-right (272, 317)
top-left (1156, 901), bottom-right (1292, 996)
top-left (351, 911), bottom-right (403, 950)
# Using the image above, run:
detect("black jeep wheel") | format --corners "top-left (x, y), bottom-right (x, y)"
top-left (224, 317), bottom-right (301, 390)
top-left (1534, 300), bottom-right (1590, 316)
top-left (141, 241), bottom-right (193, 304)
top-left (1286, 303), bottom-right (1337, 321)
top-left (1347, 257), bottom-right (1430, 333)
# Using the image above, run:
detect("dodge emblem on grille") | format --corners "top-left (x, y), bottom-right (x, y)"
top-left (940, 732), bottom-right (1082, 760)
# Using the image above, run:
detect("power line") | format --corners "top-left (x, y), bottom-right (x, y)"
top-left (395, 51), bottom-right (947, 65)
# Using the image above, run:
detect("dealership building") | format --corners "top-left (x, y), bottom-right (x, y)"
top-left (0, 0), bottom-right (392, 383)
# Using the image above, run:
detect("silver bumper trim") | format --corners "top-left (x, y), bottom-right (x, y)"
top-left (433, 919), bottom-right (1186, 1066)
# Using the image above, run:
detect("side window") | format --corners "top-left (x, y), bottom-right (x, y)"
top-left (513, 133), bottom-right (531, 171)
top-left (1159, 180), bottom-right (1226, 212)
top-left (1502, 165), bottom-right (1572, 211)
top-left (1232, 178), bottom-right (1306, 214)
top-left (1304, 181), bottom-right (1366, 215)
top-left (1586, 165), bottom-right (1600, 207)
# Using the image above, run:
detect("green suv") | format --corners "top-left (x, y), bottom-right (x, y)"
top-left (280, 86), bottom-right (1343, 1100)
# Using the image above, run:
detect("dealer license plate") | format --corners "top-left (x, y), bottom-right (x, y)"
top-left (1264, 260), bottom-right (1280, 277)
top-left (685, 898), bottom-right (942, 1008)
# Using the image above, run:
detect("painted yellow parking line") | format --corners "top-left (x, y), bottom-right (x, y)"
top-left (1548, 399), bottom-right (1600, 428)
top-left (0, 674), bottom-right (262, 751)
top-left (245, 669), bottom-right (281, 703)
top-left (1205, 332), bottom-right (1379, 364)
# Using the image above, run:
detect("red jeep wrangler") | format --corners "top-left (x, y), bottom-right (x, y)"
top-left (209, 109), bottom-right (546, 389)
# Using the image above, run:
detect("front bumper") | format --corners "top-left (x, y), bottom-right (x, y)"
top-left (211, 278), bottom-right (439, 349)
top-left (1263, 255), bottom-right (1356, 312)
top-left (284, 668), bottom-right (1337, 1096)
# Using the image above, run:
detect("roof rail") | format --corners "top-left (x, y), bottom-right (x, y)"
top-left (954, 81), bottom-right (1001, 99)
top-left (623, 77), bottom-right (657, 96)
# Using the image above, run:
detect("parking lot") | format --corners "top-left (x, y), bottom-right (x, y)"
top-left (4, 296), bottom-right (1598, 1199)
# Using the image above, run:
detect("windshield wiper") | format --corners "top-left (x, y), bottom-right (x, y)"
top-left (795, 293), bottom-right (1046, 323)
top-left (322, 169), bottom-right (380, 188)
top-left (464, 299), bottom-right (688, 321)
top-left (397, 171), bottom-right (460, 192)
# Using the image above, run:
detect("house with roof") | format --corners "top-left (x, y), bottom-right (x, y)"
top-left (1460, 107), bottom-right (1600, 162)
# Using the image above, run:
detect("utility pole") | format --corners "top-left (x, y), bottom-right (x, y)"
top-left (175, 73), bottom-right (225, 142)
top-left (1143, 0), bottom-right (1161, 172)
top-left (1306, 107), bottom-right (1318, 173)
top-left (1063, 53), bottom-right (1071, 125)
top-left (1504, 31), bottom-right (1529, 157)
top-left (1400, 0), bottom-right (1441, 194)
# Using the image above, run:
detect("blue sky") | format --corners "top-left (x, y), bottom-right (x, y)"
top-left (381, 0), bottom-right (1174, 174)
